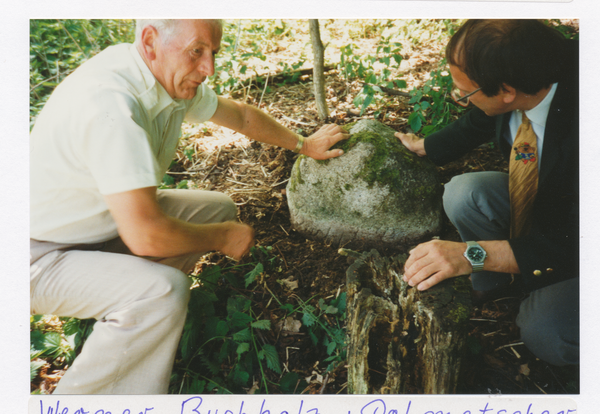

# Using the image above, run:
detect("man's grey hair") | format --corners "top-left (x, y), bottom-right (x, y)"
top-left (135, 20), bottom-right (181, 45)
top-left (135, 19), bottom-right (224, 46)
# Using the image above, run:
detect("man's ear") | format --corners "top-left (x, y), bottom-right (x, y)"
top-left (500, 84), bottom-right (517, 104)
top-left (139, 25), bottom-right (159, 61)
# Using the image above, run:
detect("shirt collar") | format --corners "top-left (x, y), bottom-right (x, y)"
top-left (523, 83), bottom-right (558, 128)
top-left (129, 44), bottom-right (184, 120)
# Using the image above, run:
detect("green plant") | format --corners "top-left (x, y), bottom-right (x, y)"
top-left (30, 19), bottom-right (135, 128)
top-left (407, 63), bottom-right (467, 135)
top-left (209, 20), bottom-right (306, 97)
top-left (276, 60), bottom-right (306, 84)
top-left (293, 293), bottom-right (347, 373)
top-left (546, 19), bottom-right (579, 40)
top-left (339, 37), bottom-right (405, 116)
top-left (171, 246), bottom-right (295, 394)
top-left (30, 315), bottom-right (95, 384)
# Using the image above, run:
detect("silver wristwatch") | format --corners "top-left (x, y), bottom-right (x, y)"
top-left (463, 241), bottom-right (487, 273)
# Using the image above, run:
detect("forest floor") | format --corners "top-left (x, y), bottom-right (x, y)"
top-left (31, 19), bottom-right (579, 396)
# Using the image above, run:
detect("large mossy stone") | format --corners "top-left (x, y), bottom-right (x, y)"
top-left (286, 119), bottom-right (443, 249)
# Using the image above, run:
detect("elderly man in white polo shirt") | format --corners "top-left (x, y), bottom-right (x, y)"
top-left (30, 19), bottom-right (348, 394)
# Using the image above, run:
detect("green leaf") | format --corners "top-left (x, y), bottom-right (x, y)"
top-left (236, 342), bottom-right (250, 356)
top-left (251, 319), bottom-right (271, 330)
top-left (229, 311), bottom-right (253, 328)
top-left (408, 112), bottom-right (423, 132)
top-left (279, 372), bottom-right (306, 394)
top-left (44, 331), bottom-right (62, 353)
top-left (327, 341), bottom-right (337, 355)
top-left (259, 344), bottom-right (281, 374)
top-left (244, 263), bottom-right (263, 288)
top-left (308, 329), bottom-right (319, 346)
top-left (280, 303), bottom-right (294, 314)
top-left (233, 328), bottom-right (251, 342)
top-left (230, 365), bottom-right (250, 386)
top-left (216, 320), bottom-right (230, 337)
top-left (176, 180), bottom-right (188, 189)
top-left (189, 378), bottom-right (206, 394)
top-left (30, 330), bottom-right (46, 353)
top-left (227, 296), bottom-right (251, 314)
top-left (408, 92), bottom-right (421, 104)
top-left (202, 355), bottom-right (221, 376)
top-left (410, 116), bottom-right (423, 133)
top-left (359, 94), bottom-right (374, 116)
top-left (61, 317), bottom-right (81, 337)
top-left (199, 265), bottom-right (222, 285)
top-left (302, 311), bottom-right (317, 327)
top-left (184, 148), bottom-right (195, 161)
top-left (30, 359), bottom-right (46, 381)
top-left (333, 292), bottom-right (347, 314)
top-left (162, 174), bottom-right (175, 186)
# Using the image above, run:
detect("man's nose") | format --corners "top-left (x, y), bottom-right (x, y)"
top-left (198, 54), bottom-right (216, 77)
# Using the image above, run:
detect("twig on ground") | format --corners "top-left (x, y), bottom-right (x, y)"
top-left (495, 341), bottom-right (525, 352)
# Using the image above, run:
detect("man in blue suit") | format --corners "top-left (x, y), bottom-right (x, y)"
top-left (397, 19), bottom-right (578, 366)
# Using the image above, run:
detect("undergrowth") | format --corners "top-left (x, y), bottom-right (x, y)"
top-left (170, 246), bottom-right (347, 394)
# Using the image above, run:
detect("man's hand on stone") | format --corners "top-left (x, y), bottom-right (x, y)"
top-left (403, 240), bottom-right (471, 291)
top-left (218, 222), bottom-right (255, 260)
top-left (302, 124), bottom-right (349, 160)
top-left (395, 132), bottom-right (426, 157)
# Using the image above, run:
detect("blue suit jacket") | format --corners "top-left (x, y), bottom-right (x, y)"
top-left (423, 42), bottom-right (579, 292)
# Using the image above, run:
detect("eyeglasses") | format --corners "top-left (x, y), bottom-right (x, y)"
top-left (450, 86), bottom-right (482, 107)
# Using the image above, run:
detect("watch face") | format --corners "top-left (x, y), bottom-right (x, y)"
top-left (467, 247), bottom-right (484, 262)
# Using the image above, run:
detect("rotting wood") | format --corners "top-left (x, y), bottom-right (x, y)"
top-left (345, 249), bottom-right (472, 394)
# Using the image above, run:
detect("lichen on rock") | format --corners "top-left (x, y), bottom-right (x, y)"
top-left (286, 119), bottom-right (443, 250)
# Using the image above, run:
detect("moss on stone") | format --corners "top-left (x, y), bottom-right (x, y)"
top-left (341, 122), bottom-right (357, 133)
top-left (339, 130), bottom-right (423, 191)
top-left (334, 130), bottom-right (441, 216)
top-left (411, 184), bottom-right (439, 200)
top-left (288, 155), bottom-right (306, 192)
top-left (288, 120), bottom-right (442, 220)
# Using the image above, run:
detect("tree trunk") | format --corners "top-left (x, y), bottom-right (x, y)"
top-left (309, 19), bottom-right (329, 120)
top-left (345, 249), bottom-right (472, 394)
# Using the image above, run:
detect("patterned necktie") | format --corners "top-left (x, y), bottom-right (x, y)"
top-left (509, 112), bottom-right (538, 238)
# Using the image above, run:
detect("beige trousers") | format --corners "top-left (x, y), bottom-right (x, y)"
top-left (30, 189), bottom-right (237, 394)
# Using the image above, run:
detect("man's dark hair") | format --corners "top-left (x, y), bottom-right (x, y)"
top-left (446, 19), bottom-right (568, 96)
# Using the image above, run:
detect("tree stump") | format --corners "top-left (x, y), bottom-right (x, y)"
top-left (344, 249), bottom-right (472, 394)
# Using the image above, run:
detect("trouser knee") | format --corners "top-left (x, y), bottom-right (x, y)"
top-left (442, 173), bottom-right (474, 224)
top-left (142, 266), bottom-right (192, 321)
top-left (516, 279), bottom-right (579, 366)
top-left (442, 172), bottom-right (510, 241)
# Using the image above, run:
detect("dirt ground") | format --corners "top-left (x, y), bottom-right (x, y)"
top-left (31, 20), bottom-right (579, 396)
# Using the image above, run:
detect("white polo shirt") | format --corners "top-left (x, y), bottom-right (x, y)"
top-left (30, 43), bottom-right (219, 244)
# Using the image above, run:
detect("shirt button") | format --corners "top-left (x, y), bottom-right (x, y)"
top-left (533, 270), bottom-right (543, 277)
